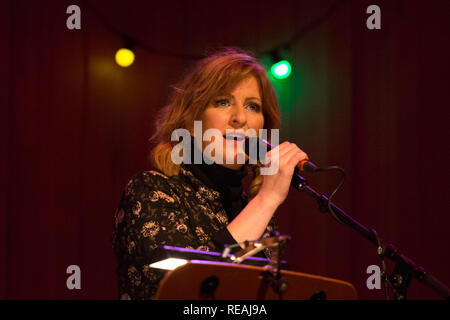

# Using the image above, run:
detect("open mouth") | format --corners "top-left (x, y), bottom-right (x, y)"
top-left (223, 133), bottom-right (246, 141)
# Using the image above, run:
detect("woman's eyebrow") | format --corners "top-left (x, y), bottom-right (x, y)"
top-left (216, 94), bottom-right (261, 102)
top-left (245, 96), bottom-right (261, 101)
top-left (216, 93), bottom-right (232, 98)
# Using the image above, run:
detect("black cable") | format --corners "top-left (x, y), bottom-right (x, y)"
top-left (313, 166), bottom-right (410, 300)
top-left (317, 167), bottom-right (391, 299)
top-left (314, 165), bottom-right (346, 225)
top-left (258, 0), bottom-right (348, 57)
top-left (83, 0), bottom-right (201, 60)
top-left (83, 0), bottom-right (348, 63)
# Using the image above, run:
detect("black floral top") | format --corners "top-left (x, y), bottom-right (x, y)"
top-left (112, 166), bottom-right (278, 300)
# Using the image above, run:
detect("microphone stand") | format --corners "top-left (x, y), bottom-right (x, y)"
top-left (292, 173), bottom-right (450, 300)
top-left (227, 235), bottom-right (291, 299)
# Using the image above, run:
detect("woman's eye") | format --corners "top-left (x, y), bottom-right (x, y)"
top-left (247, 103), bottom-right (261, 112)
top-left (214, 99), bottom-right (230, 107)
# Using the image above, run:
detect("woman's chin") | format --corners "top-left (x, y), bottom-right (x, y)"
top-left (220, 152), bottom-right (248, 170)
top-left (218, 162), bottom-right (244, 170)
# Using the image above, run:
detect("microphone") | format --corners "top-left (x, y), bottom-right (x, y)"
top-left (244, 137), bottom-right (319, 173)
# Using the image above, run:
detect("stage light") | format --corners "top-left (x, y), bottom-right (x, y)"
top-left (115, 48), bottom-right (135, 67)
top-left (271, 60), bottom-right (291, 79)
top-left (150, 258), bottom-right (188, 270)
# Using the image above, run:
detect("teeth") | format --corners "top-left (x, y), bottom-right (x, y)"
top-left (224, 134), bottom-right (245, 141)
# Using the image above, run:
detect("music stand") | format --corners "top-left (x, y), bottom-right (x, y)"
top-left (154, 260), bottom-right (357, 300)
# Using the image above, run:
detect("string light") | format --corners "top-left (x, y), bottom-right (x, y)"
top-left (271, 60), bottom-right (291, 79)
top-left (269, 49), bottom-right (292, 79)
top-left (84, 0), bottom-right (345, 72)
top-left (115, 48), bottom-right (135, 67)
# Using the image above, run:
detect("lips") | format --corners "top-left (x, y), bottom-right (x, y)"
top-left (223, 133), bottom-right (246, 141)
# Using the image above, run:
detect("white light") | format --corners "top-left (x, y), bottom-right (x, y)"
top-left (149, 258), bottom-right (188, 270)
top-left (274, 64), bottom-right (288, 75)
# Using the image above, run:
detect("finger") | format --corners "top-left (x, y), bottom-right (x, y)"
top-left (264, 144), bottom-right (298, 169)
top-left (267, 142), bottom-right (295, 159)
top-left (282, 148), bottom-right (308, 169)
top-left (283, 145), bottom-right (308, 164)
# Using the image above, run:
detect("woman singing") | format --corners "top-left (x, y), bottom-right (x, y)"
top-left (112, 48), bottom-right (308, 299)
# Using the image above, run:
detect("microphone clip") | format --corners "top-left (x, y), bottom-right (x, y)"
top-left (224, 234), bottom-right (291, 264)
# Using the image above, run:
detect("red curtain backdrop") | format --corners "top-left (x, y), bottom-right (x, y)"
top-left (1, 0), bottom-right (449, 299)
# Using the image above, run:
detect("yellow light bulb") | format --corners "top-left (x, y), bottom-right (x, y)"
top-left (115, 48), bottom-right (135, 67)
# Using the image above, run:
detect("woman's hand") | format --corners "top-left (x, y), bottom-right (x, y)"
top-left (255, 142), bottom-right (309, 208)
top-left (227, 142), bottom-right (308, 243)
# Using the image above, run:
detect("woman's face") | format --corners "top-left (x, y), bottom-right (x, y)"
top-left (198, 75), bottom-right (265, 170)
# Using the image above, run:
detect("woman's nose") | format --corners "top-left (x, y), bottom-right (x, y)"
top-left (229, 105), bottom-right (247, 128)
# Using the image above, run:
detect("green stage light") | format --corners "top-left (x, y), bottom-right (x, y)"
top-left (271, 60), bottom-right (291, 79)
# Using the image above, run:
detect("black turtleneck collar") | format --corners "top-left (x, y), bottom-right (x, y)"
top-left (182, 139), bottom-right (249, 221)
